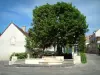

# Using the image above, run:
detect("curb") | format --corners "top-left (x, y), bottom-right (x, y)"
top-left (5, 64), bottom-right (74, 67)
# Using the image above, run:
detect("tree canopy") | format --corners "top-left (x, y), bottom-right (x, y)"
top-left (26, 2), bottom-right (88, 53)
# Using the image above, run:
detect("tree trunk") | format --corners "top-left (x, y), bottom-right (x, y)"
top-left (57, 44), bottom-right (62, 55)
top-left (43, 47), bottom-right (45, 56)
top-left (53, 45), bottom-right (56, 56)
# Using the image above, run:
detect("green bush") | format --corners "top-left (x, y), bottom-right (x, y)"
top-left (31, 49), bottom-right (43, 58)
top-left (80, 52), bottom-right (87, 64)
top-left (31, 50), bottom-right (55, 58)
top-left (10, 52), bottom-right (27, 60)
top-left (44, 51), bottom-right (55, 56)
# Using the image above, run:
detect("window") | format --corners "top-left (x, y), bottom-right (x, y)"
top-left (10, 36), bottom-right (16, 45)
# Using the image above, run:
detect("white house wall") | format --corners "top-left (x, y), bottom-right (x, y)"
top-left (45, 46), bottom-right (56, 51)
top-left (95, 29), bottom-right (100, 37)
top-left (0, 23), bottom-right (26, 60)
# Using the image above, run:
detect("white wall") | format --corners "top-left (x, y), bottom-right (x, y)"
top-left (45, 46), bottom-right (57, 51)
top-left (0, 23), bottom-right (26, 60)
top-left (95, 29), bottom-right (100, 37)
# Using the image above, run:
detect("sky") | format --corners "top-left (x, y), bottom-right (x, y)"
top-left (0, 0), bottom-right (100, 35)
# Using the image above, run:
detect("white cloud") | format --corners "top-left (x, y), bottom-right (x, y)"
top-left (0, 11), bottom-right (21, 20)
top-left (10, 6), bottom-right (33, 19)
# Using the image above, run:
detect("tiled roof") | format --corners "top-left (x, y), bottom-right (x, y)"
top-left (14, 24), bottom-right (28, 36)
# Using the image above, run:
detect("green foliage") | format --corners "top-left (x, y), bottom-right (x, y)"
top-left (30, 49), bottom-right (55, 57)
top-left (31, 49), bottom-right (43, 58)
top-left (10, 52), bottom-right (27, 60)
top-left (97, 44), bottom-right (100, 50)
top-left (78, 35), bottom-right (87, 63)
top-left (44, 51), bottom-right (55, 56)
top-left (26, 2), bottom-right (88, 54)
top-left (78, 35), bottom-right (86, 53)
top-left (80, 52), bottom-right (87, 64)
top-left (25, 29), bottom-right (38, 51)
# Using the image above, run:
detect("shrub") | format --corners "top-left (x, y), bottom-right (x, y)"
top-left (31, 49), bottom-right (43, 58)
top-left (77, 35), bottom-right (87, 64)
top-left (44, 51), bottom-right (55, 56)
top-left (80, 52), bottom-right (87, 64)
top-left (10, 52), bottom-right (27, 60)
top-left (30, 49), bottom-right (55, 58)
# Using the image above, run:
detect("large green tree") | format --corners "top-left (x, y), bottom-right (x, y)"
top-left (26, 2), bottom-right (88, 54)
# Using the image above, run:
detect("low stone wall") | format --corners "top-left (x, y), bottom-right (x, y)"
top-left (9, 56), bottom-right (17, 65)
top-left (25, 58), bottom-right (44, 64)
top-left (25, 56), bottom-right (64, 65)
top-left (42, 56), bottom-right (64, 61)
top-left (73, 53), bottom-right (81, 64)
top-left (9, 56), bottom-right (79, 65)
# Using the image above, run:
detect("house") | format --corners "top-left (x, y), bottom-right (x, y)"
top-left (0, 23), bottom-right (27, 60)
top-left (87, 29), bottom-right (100, 54)
top-left (0, 23), bottom-right (56, 60)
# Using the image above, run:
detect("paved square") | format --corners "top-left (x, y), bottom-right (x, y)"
top-left (0, 54), bottom-right (100, 75)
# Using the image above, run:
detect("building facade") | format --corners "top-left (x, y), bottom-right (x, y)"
top-left (0, 23), bottom-right (27, 60)
top-left (87, 29), bottom-right (100, 54)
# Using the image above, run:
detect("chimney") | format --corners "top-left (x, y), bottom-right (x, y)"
top-left (22, 26), bottom-right (26, 32)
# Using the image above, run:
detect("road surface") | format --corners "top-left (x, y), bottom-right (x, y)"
top-left (0, 54), bottom-right (100, 75)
